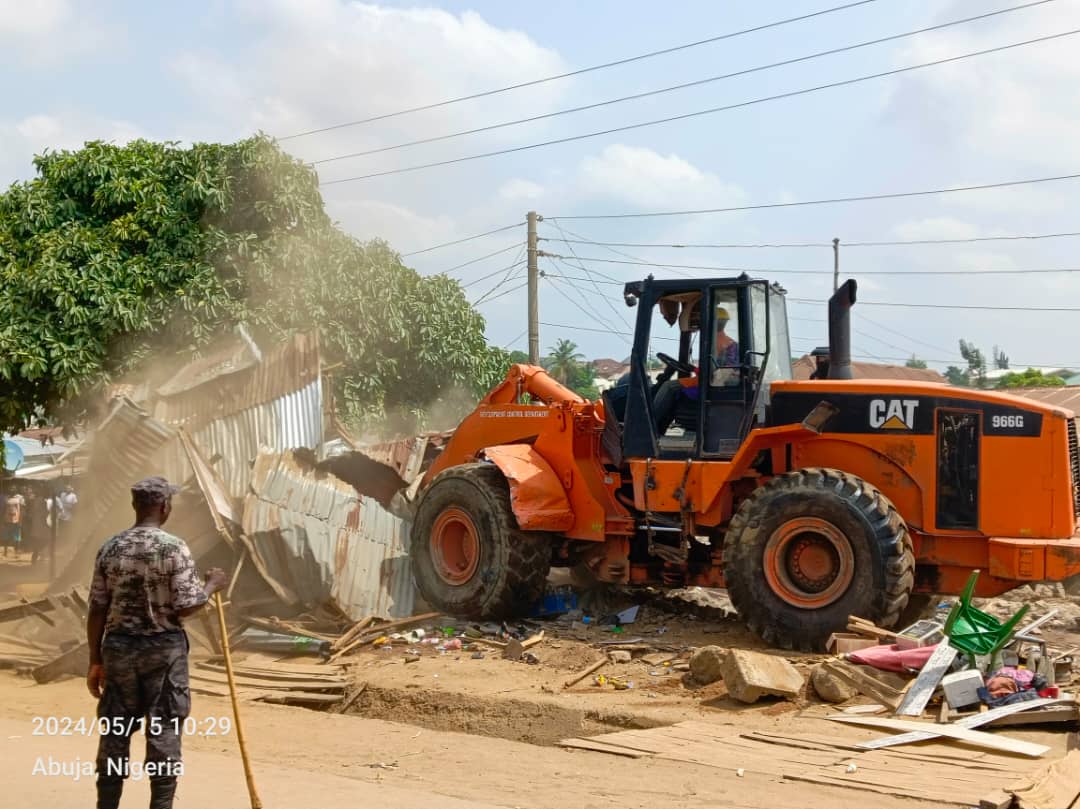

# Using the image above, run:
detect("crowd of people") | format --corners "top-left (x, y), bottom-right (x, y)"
top-left (0, 482), bottom-right (77, 563)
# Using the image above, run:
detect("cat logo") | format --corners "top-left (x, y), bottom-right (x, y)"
top-left (869, 399), bottom-right (919, 430)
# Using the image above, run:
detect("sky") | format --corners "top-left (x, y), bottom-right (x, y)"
top-left (3, 0), bottom-right (1080, 372)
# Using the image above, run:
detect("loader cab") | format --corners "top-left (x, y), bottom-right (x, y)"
top-left (616, 275), bottom-right (792, 460)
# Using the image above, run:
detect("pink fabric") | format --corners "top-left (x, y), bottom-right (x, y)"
top-left (847, 642), bottom-right (939, 673)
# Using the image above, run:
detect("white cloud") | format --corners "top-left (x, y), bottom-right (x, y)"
top-left (498, 178), bottom-right (545, 202)
top-left (0, 112), bottom-right (147, 184)
top-left (892, 217), bottom-right (980, 241)
top-left (165, 1), bottom-right (569, 272)
top-left (0, 0), bottom-right (69, 36)
top-left (0, 0), bottom-right (113, 66)
top-left (887, 2), bottom-right (1080, 170)
top-left (576, 144), bottom-right (746, 210)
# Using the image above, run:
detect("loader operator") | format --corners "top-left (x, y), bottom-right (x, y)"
top-left (654, 306), bottom-right (739, 434)
top-left (86, 476), bottom-right (227, 809)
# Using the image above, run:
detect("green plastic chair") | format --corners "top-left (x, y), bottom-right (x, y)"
top-left (943, 569), bottom-right (1030, 657)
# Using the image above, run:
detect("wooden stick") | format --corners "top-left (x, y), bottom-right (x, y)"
top-left (564, 657), bottom-right (607, 689)
top-left (330, 616), bottom-right (376, 652)
top-left (327, 612), bottom-right (441, 663)
top-left (522, 631), bottom-right (545, 649)
top-left (226, 551), bottom-right (246, 601)
top-left (214, 593), bottom-right (263, 809)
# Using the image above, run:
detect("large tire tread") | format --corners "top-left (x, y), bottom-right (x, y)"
top-left (411, 464), bottom-right (551, 619)
top-left (724, 468), bottom-right (915, 652)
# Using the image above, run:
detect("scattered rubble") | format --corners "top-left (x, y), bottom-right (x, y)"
top-left (689, 645), bottom-right (726, 685)
top-left (719, 649), bottom-right (804, 704)
top-left (810, 663), bottom-right (856, 703)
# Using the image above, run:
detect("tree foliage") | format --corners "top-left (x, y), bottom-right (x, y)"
top-left (905, 355), bottom-right (928, 369)
top-left (544, 339), bottom-right (585, 385)
top-left (996, 368), bottom-right (1066, 389)
top-left (0, 136), bottom-right (507, 432)
top-left (993, 345), bottom-right (1009, 370)
top-left (959, 339), bottom-right (987, 388)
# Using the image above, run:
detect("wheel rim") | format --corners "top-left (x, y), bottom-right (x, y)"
top-left (431, 507), bottom-right (480, 585)
top-left (763, 517), bottom-right (855, 608)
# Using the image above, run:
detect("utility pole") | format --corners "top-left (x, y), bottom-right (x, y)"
top-left (832, 237), bottom-right (840, 293)
top-left (527, 211), bottom-right (541, 364)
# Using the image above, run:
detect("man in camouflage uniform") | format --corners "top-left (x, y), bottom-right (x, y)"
top-left (86, 476), bottom-right (227, 809)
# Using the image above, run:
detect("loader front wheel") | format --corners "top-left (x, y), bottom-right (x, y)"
top-left (723, 468), bottom-right (914, 652)
top-left (411, 464), bottom-right (551, 618)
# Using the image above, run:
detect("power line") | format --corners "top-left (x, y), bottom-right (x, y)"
top-left (542, 229), bottom-right (1080, 250)
top-left (789, 338), bottom-right (1079, 368)
top-left (543, 275), bottom-right (629, 342)
top-left (547, 220), bottom-right (634, 330)
top-left (459, 258), bottom-right (527, 289)
top-left (312, 1), bottom-right (1050, 165)
top-left (280, 0), bottom-right (878, 141)
top-left (551, 171), bottom-right (1080, 221)
top-left (790, 297), bottom-right (1080, 312)
top-left (854, 311), bottom-right (960, 356)
top-left (320, 29), bottom-right (1080, 184)
top-left (474, 277), bottom-right (528, 306)
top-left (501, 329), bottom-right (528, 349)
top-left (401, 222), bottom-right (522, 257)
top-left (540, 253), bottom-right (1080, 276)
top-left (439, 242), bottom-right (523, 274)
top-left (845, 231), bottom-right (1080, 247)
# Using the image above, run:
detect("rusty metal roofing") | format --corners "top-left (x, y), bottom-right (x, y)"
top-left (1008, 385), bottom-right (1080, 416)
top-left (152, 333), bottom-right (325, 498)
top-left (791, 355), bottom-right (946, 383)
top-left (242, 451), bottom-right (416, 620)
top-left (151, 332), bottom-right (321, 430)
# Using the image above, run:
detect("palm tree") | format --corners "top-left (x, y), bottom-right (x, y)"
top-left (546, 339), bottom-right (584, 384)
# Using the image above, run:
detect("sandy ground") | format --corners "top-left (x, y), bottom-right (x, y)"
top-left (0, 672), bottom-right (989, 809)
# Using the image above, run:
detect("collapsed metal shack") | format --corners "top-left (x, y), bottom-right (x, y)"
top-left (53, 333), bottom-right (418, 622)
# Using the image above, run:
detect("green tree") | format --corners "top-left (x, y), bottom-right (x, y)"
top-left (993, 346), bottom-right (1009, 370)
top-left (905, 355), bottom-right (928, 369)
top-left (508, 350), bottom-right (530, 365)
top-left (944, 366), bottom-right (970, 387)
top-left (959, 339), bottom-right (987, 388)
top-left (0, 136), bottom-right (506, 433)
top-left (996, 368), bottom-right (1066, 389)
top-left (544, 339), bottom-right (584, 384)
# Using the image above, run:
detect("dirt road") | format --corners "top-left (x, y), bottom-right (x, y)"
top-left (3, 669), bottom-right (1071, 809)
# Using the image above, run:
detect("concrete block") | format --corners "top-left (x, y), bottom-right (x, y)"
top-left (719, 648), bottom-right (804, 703)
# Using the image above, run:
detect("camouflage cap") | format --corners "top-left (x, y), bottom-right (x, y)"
top-left (131, 476), bottom-right (180, 503)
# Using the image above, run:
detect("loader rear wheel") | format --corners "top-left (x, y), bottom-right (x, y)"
top-left (723, 468), bottom-right (914, 652)
top-left (411, 464), bottom-right (551, 618)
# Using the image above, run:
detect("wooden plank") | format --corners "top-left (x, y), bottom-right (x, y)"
top-left (828, 715), bottom-right (1050, 757)
top-left (196, 662), bottom-right (345, 683)
top-left (821, 660), bottom-right (903, 710)
top-left (0, 597), bottom-right (56, 625)
top-left (257, 692), bottom-right (343, 706)
top-left (782, 772), bottom-right (976, 807)
top-left (1008, 748), bottom-right (1080, 809)
top-left (190, 670), bottom-right (345, 692)
top-left (558, 739), bottom-right (649, 758)
top-left (330, 615), bottom-right (375, 652)
top-left (31, 642), bottom-right (89, 684)
top-left (839, 697), bottom-right (1065, 750)
top-left (978, 790), bottom-right (1014, 809)
top-left (243, 616), bottom-right (338, 642)
top-left (895, 643), bottom-right (958, 716)
top-left (327, 612), bottom-right (442, 662)
top-left (985, 705), bottom-right (1079, 728)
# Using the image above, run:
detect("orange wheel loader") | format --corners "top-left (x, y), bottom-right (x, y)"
top-left (408, 276), bottom-right (1080, 650)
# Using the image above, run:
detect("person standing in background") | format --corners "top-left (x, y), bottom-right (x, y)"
top-left (2, 487), bottom-right (24, 556)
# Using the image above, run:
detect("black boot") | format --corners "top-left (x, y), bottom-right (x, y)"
top-left (96, 777), bottom-right (124, 809)
top-left (149, 776), bottom-right (178, 809)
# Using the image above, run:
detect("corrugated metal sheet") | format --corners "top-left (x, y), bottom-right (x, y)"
top-left (54, 399), bottom-right (192, 587)
top-left (242, 451), bottom-right (415, 619)
top-left (152, 333), bottom-right (324, 498)
top-left (1010, 385), bottom-right (1080, 416)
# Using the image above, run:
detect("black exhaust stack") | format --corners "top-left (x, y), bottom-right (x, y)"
top-left (827, 279), bottom-right (857, 380)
